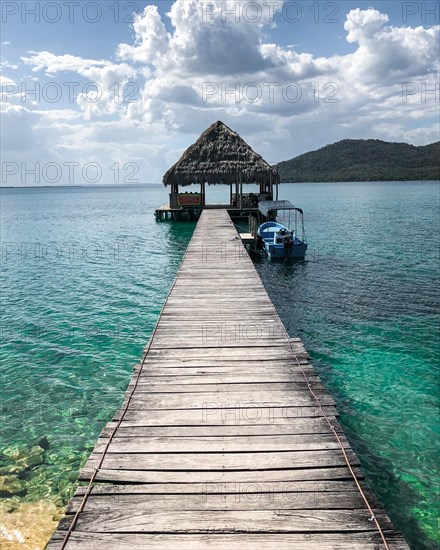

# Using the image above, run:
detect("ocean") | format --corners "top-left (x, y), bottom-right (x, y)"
top-left (0, 182), bottom-right (439, 549)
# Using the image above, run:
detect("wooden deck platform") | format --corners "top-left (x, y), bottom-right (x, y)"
top-left (48, 210), bottom-right (408, 549)
top-left (154, 204), bottom-right (259, 220)
top-left (239, 232), bottom-right (255, 246)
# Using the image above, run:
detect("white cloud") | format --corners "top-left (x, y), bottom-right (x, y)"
top-left (117, 3), bottom-right (438, 145)
top-left (0, 59), bottom-right (18, 70)
top-left (21, 51), bottom-right (111, 74)
top-left (117, 5), bottom-right (169, 64)
top-left (2, 2), bottom-right (439, 185)
top-left (118, 0), bottom-right (284, 75)
top-left (21, 51), bottom-right (139, 118)
top-left (343, 8), bottom-right (440, 83)
top-left (0, 75), bottom-right (15, 86)
top-left (344, 8), bottom-right (389, 43)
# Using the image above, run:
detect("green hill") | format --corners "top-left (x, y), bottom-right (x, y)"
top-left (277, 139), bottom-right (440, 182)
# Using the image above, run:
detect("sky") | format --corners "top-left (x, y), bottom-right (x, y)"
top-left (1, 0), bottom-right (439, 186)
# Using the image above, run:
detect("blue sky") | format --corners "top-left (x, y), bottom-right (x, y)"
top-left (1, 1), bottom-right (439, 185)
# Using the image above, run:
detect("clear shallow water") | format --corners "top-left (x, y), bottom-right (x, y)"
top-left (255, 182), bottom-right (440, 550)
top-left (1, 182), bottom-right (439, 549)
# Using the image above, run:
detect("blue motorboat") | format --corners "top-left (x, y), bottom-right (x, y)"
top-left (257, 201), bottom-right (308, 260)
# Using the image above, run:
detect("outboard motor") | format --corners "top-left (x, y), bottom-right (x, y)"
top-left (283, 234), bottom-right (294, 256)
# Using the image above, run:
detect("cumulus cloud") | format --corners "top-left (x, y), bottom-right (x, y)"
top-left (2, 2), bottom-right (439, 185)
top-left (343, 8), bottom-right (440, 83)
top-left (118, 0), bottom-right (284, 75)
top-left (115, 2), bottom-right (438, 143)
top-left (117, 5), bottom-right (169, 64)
top-left (21, 51), bottom-right (139, 118)
top-left (345, 8), bottom-right (389, 43)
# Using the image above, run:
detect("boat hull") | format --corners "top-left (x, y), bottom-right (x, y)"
top-left (258, 221), bottom-right (308, 260)
top-left (264, 242), bottom-right (308, 260)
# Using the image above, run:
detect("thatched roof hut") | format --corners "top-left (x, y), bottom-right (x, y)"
top-left (163, 121), bottom-right (279, 186)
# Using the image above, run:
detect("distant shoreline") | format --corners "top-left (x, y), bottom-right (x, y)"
top-left (1, 180), bottom-right (439, 190)
top-left (0, 183), bottom-right (162, 189)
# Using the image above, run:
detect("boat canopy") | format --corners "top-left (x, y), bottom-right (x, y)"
top-left (258, 200), bottom-right (303, 217)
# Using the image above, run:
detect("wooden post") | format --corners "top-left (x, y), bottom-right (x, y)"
top-left (269, 170), bottom-right (273, 200)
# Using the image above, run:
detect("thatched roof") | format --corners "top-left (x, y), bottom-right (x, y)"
top-left (163, 121), bottom-right (279, 186)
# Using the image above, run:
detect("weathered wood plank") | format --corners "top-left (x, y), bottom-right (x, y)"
top-left (116, 391), bottom-right (335, 411)
top-left (135, 360), bottom-right (312, 372)
top-left (56, 508), bottom-right (394, 534)
top-left (46, 531), bottom-right (411, 550)
top-left (141, 347), bottom-right (309, 359)
top-left (82, 448), bottom-right (360, 474)
top-left (78, 466), bottom-right (365, 484)
top-left (72, 479), bottom-right (364, 497)
top-left (129, 374), bottom-right (321, 385)
top-left (113, 405), bottom-right (340, 423)
top-left (92, 433), bottom-right (350, 454)
top-left (99, 417), bottom-right (342, 436)
top-left (126, 383), bottom-right (328, 397)
top-left (66, 490), bottom-right (377, 514)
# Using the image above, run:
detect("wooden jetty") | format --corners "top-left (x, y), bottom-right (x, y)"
top-left (154, 204), bottom-right (260, 221)
top-left (48, 210), bottom-right (408, 549)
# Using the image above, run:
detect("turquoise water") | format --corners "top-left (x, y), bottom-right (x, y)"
top-left (1, 182), bottom-right (439, 549)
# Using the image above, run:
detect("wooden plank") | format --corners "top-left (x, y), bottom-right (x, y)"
top-left (92, 434), bottom-right (350, 454)
top-left (116, 391), bottom-right (335, 410)
top-left (82, 448), bottom-right (360, 472)
top-left (72, 479), bottom-right (364, 497)
top-left (79, 466), bottom-right (365, 484)
top-left (132, 369), bottom-right (315, 379)
top-left (136, 359), bottom-right (312, 370)
top-left (133, 367), bottom-right (314, 378)
top-left (141, 347), bottom-right (309, 359)
top-left (129, 374), bottom-right (321, 385)
top-left (55, 508), bottom-right (394, 534)
top-left (100, 418), bottom-right (343, 435)
top-left (46, 531), bottom-right (411, 550)
top-left (113, 405), bottom-right (340, 423)
top-left (66, 490), bottom-right (376, 514)
top-left (149, 341), bottom-right (294, 350)
top-left (126, 382), bottom-right (329, 394)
